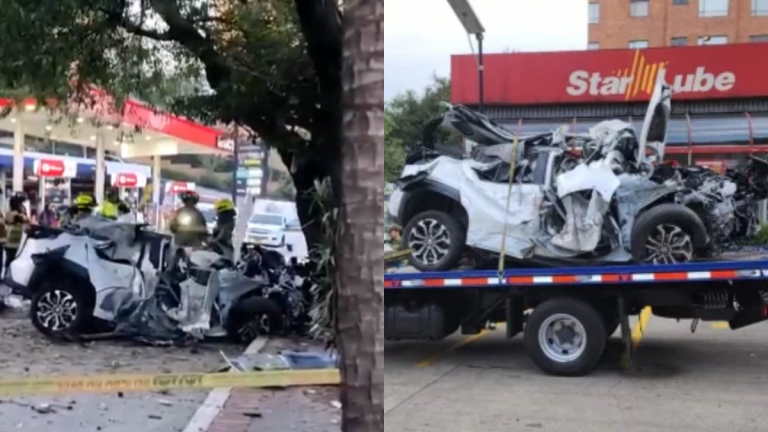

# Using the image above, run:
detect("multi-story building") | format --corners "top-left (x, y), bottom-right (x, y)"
top-left (588, 0), bottom-right (768, 49)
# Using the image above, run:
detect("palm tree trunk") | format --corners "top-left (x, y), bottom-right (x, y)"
top-left (336, 0), bottom-right (384, 431)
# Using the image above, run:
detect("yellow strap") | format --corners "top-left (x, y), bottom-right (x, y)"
top-left (496, 120), bottom-right (523, 279)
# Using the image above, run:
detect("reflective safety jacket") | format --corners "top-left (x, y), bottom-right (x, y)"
top-left (100, 201), bottom-right (119, 220)
top-left (4, 211), bottom-right (26, 248)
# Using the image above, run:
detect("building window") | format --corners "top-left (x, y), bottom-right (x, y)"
top-left (670, 37), bottom-right (688, 46)
top-left (629, 40), bottom-right (649, 48)
top-left (588, 42), bottom-right (599, 50)
top-left (589, 2), bottom-right (600, 23)
top-left (699, 0), bottom-right (729, 16)
top-left (753, 0), bottom-right (768, 15)
top-left (630, 0), bottom-right (650, 16)
top-left (673, 0), bottom-right (688, 4)
top-left (698, 35), bottom-right (728, 45)
top-left (750, 34), bottom-right (768, 42)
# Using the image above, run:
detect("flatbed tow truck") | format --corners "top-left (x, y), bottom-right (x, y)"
top-left (384, 253), bottom-right (768, 376)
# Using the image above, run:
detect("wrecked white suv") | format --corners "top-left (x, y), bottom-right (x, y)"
top-left (389, 80), bottom-right (755, 272)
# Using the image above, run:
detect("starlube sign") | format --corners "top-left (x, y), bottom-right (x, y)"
top-left (565, 51), bottom-right (736, 101)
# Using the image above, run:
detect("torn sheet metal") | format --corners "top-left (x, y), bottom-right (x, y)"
top-left (555, 162), bottom-right (621, 200)
top-left (460, 161), bottom-right (544, 259)
top-left (550, 192), bottom-right (610, 253)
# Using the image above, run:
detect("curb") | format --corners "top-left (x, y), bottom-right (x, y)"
top-left (182, 337), bottom-right (268, 432)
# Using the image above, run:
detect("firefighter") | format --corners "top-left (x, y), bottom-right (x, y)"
top-left (61, 193), bottom-right (97, 226)
top-left (212, 198), bottom-right (236, 253)
top-left (168, 190), bottom-right (208, 248)
top-left (100, 187), bottom-right (130, 220)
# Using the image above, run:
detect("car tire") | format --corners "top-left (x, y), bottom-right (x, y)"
top-left (29, 280), bottom-right (94, 338)
top-left (630, 203), bottom-right (707, 264)
top-left (403, 210), bottom-right (465, 272)
top-left (524, 298), bottom-right (607, 377)
top-left (225, 296), bottom-right (285, 343)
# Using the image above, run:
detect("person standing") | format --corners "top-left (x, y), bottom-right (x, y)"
top-left (212, 198), bottom-right (236, 249)
top-left (4, 193), bottom-right (28, 272)
top-left (167, 191), bottom-right (208, 269)
top-left (100, 187), bottom-right (130, 220)
top-left (37, 203), bottom-right (57, 228)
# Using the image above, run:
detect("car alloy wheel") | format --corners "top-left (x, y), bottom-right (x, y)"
top-left (644, 224), bottom-right (693, 264)
top-left (35, 289), bottom-right (79, 332)
top-left (407, 218), bottom-right (452, 266)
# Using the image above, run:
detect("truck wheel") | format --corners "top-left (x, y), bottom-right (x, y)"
top-left (524, 298), bottom-right (606, 377)
top-left (600, 306), bottom-right (620, 339)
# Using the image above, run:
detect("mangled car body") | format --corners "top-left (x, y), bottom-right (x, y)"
top-left (6, 204), bottom-right (309, 344)
top-left (388, 80), bottom-right (768, 271)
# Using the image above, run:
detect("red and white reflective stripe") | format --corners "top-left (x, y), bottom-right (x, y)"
top-left (383, 269), bottom-right (766, 289)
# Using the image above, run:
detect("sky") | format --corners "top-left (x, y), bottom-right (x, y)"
top-left (385, 0), bottom-right (588, 101)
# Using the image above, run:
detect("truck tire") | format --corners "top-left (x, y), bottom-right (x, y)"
top-left (630, 203), bottom-right (707, 264)
top-left (524, 298), bottom-right (606, 377)
top-left (403, 210), bottom-right (465, 272)
top-left (600, 306), bottom-right (620, 339)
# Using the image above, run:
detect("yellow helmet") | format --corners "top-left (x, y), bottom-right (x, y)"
top-left (73, 193), bottom-right (96, 209)
top-left (214, 198), bottom-right (235, 212)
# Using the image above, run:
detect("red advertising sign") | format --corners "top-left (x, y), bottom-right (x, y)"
top-left (451, 44), bottom-right (768, 105)
top-left (112, 173), bottom-right (147, 188)
top-left (34, 159), bottom-right (65, 177)
top-left (166, 181), bottom-right (193, 194)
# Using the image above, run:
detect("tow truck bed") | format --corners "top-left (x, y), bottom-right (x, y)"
top-left (384, 253), bottom-right (768, 377)
top-left (385, 255), bottom-right (768, 288)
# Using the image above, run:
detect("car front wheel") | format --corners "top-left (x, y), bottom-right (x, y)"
top-left (630, 204), bottom-right (707, 265)
top-left (403, 210), bottom-right (465, 272)
top-left (29, 281), bottom-right (93, 338)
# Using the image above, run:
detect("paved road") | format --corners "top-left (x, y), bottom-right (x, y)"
top-left (386, 316), bottom-right (768, 432)
top-left (0, 311), bottom-right (242, 432)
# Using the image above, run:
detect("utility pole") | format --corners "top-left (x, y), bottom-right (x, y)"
top-left (231, 123), bottom-right (239, 203)
top-left (446, 0), bottom-right (486, 112)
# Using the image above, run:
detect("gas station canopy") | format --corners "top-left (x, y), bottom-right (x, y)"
top-left (0, 90), bottom-right (232, 204)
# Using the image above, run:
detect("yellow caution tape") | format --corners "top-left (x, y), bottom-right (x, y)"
top-left (0, 369), bottom-right (340, 396)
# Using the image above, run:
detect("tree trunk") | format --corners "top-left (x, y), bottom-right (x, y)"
top-left (336, 0), bottom-right (384, 431)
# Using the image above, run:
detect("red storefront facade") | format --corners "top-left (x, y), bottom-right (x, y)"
top-left (450, 43), bottom-right (768, 168)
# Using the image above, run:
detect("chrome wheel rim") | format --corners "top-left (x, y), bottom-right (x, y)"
top-left (36, 290), bottom-right (78, 332)
top-left (538, 313), bottom-right (587, 363)
top-left (408, 218), bottom-right (451, 265)
top-left (645, 224), bottom-right (693, 264)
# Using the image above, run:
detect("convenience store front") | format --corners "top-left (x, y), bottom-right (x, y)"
top-left (450, 43), bottom-right (768, 172)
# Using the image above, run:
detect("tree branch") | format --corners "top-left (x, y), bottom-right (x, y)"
top-left (293, 0), bottom-right (343, 100)
top-left (101, 9), bottom-right (174, 41)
